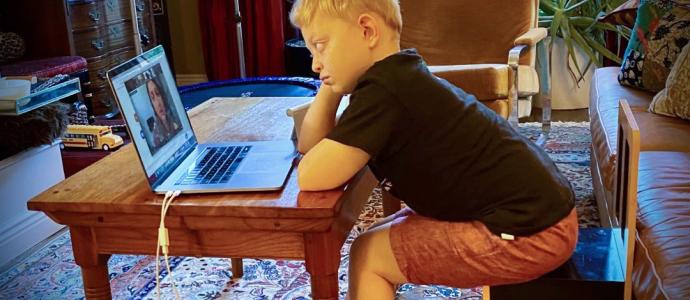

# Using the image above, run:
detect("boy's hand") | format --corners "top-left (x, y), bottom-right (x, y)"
top-left (297, 86), bottom-right (344, 153)
top-left (318, 85), bottom-right (343, 104)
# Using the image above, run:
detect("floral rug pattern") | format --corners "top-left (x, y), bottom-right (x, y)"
top-left (0, 122), bottom-right (594, 300)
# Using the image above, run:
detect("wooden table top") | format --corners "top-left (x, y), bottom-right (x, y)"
top-left (28, 97), bottom-right (349, 219)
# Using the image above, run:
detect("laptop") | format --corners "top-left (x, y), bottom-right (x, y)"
top-left (107, 46), bottom-right (296, 194)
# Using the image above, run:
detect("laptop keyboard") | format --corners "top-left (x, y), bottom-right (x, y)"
top-left (175, 146), bottom-right (252, 185)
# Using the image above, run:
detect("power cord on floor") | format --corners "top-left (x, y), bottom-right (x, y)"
top-left (155, 190), bottom-right (182, 300)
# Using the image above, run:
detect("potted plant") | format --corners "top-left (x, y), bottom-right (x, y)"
top-left (537, 0), bottom-right (632, 109)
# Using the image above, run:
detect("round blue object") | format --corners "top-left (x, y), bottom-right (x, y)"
top-left (178, 76), bottom-right (321, 110)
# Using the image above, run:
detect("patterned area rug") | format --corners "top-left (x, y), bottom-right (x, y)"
top-left (0, 122), bottom-right (595, 300)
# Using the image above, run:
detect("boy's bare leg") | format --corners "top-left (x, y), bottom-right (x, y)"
top-left (348, 223), bottom-right (407, 300)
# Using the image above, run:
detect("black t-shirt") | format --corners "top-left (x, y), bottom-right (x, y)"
top-left (327, 49), bottom-right (574, 236)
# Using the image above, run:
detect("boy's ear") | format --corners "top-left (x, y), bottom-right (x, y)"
top-left (357, 14), bottom-right (379, 48)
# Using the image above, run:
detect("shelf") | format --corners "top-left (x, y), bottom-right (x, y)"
top-left (0, 78), bottom-right (81, 116)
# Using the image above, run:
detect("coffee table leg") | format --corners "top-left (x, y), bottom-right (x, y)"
top-left (231, 258), bottom-right (244, 279)
top-left (305, 232), bottom-right (341, 300)
top-left (382, 189), bottom-right (402, 217)
top-left (69, 226), bottom-right (112, 299)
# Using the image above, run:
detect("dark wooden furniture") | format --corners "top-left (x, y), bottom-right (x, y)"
top-left (151, 0), bottom-right (174, 74)
top-left (487, 228), bottom-right (625, 300)
top-left (0, 0), bottom-right (157, 118)
top-left (29, 97), bottom-right (378, 300)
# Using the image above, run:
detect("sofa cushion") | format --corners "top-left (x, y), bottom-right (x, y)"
top-left (649, 43), bottom-right (690, 121)
top-left (590, 67), bottom-right (690, 189)
top-left (618, 1), bottom-right (690, 92)
top-left (633, 151), bottom-right (690, 300)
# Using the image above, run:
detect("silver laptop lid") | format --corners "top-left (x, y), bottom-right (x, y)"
top-left (107, 46), bottom-right (196, 189)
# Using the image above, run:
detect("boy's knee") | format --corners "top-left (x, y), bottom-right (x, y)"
top-left (350, 232), bottom-right (371, 257)
top-left (349, 229), bottom-right (391, 271)
top-left (349, 228), bottom-right (407, 285)
top-left (349, 231), bottom-right (377, 269)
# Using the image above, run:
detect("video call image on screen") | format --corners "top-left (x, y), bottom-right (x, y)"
top-left (125, 64), bottom-right (183, 155)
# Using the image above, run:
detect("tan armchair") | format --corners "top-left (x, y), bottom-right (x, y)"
top-left (399, 0), bottom-right (549, 130)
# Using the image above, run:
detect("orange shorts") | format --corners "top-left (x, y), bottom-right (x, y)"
top-left (389, 208), bottom-right (578, 288)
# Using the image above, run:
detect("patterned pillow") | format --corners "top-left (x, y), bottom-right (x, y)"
top-left (618, 1), bottom-right (690, 92)
top-left (649, 43), bottom-right (690, 120)
top-left (599, 0), bottom-right (640, 28)
top-left (0, 32), bottom-right (26, 64)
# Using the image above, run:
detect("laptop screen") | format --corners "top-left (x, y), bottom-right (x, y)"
top-left (108, 46), bottom-right (196, 187)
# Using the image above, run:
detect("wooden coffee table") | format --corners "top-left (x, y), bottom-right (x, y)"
top-left (28, 97), bottom-right (378, 299)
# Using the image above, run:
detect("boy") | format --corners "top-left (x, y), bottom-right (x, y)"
top-left (290, 1), bottom-right (578, 299)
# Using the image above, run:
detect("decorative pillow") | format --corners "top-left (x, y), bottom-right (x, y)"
top-left (649, 43), bottom-right (690, 120)
top-left (0, 32), bottom-right (25, 64)
top-left (600, 0), bottom-right (640, 28)
top-left (618, 1), bottom-right (690, 92)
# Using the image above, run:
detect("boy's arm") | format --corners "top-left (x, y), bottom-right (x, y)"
top-left (297, 86), bottom-right (344, 154)
top-left (298, 138), bottom-right (370, 191)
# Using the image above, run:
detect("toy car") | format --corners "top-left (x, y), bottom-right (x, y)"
top-left (60, 124), bottom-right (124, 151)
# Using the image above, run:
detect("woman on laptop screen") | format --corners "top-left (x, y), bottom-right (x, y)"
top-left (146, 76), bottom-right (182, 150)
top-left (123, 64), bottom-right (183, 154)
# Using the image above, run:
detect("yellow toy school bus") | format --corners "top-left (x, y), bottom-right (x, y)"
top-left (60, 125), bottom-right (124, 151)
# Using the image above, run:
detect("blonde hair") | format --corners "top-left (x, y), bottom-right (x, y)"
top-left (289, 0), bottom-right (402, 35)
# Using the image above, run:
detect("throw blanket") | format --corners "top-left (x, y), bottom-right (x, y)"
top-left (0, 102), bottom-right (69, 160)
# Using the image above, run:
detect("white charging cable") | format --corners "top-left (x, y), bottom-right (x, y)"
top-left (156, 190), bottom-right (182, 300)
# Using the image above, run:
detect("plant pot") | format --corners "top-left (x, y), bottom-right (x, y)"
top-left (534, 37), bottom-right (594, 110)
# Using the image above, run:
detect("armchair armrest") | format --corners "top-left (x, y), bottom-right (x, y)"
top-left (507, 44), bottom-right (531, 127)
top-left (508, 28), bottom-right (553, 144)
top-left (506, 28), bottom-right (548, 128)
top-left (514, 28), bottom-right (548, 46)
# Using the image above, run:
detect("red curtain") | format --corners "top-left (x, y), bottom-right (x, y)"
top-left (198, 0), bottom-right (287, 80)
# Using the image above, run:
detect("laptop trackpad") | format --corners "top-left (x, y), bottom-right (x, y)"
top-left (236, 153), bottom-right (292, 174)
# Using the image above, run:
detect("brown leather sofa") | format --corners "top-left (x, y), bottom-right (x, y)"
top-left (590, 67), bottom-right (690, 299)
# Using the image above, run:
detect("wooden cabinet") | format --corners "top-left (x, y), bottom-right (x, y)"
top-left (134, 0), bottom-right (158, 51)
top-left (0, 0), bottom-right (157, 117)
top-left (67, 0), bottom-right (157, 116)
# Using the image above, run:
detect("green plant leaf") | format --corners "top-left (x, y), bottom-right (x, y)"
top-left (550, 9), bottom-right (564, 40)
top-left (560, 18), bottom-right (586, 83)
top-left (618, 25), bottom-right (632, 39)
top-left (569, 18), bottom-right (631, 39)
top-left (569, 26), bottom-right (597, 85)
top-left (584, 33), bottom-right (623, 64)
top-left (540, 0), bottom-right (558, 15)
top-left (570, 26), bottom-right (600, 69)
top-left (565, 0), bottom-right (589, 13)
top-left (539, 0), bottom-right (629, 85)
top-left (568, 16), bottom-right (599, 28)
